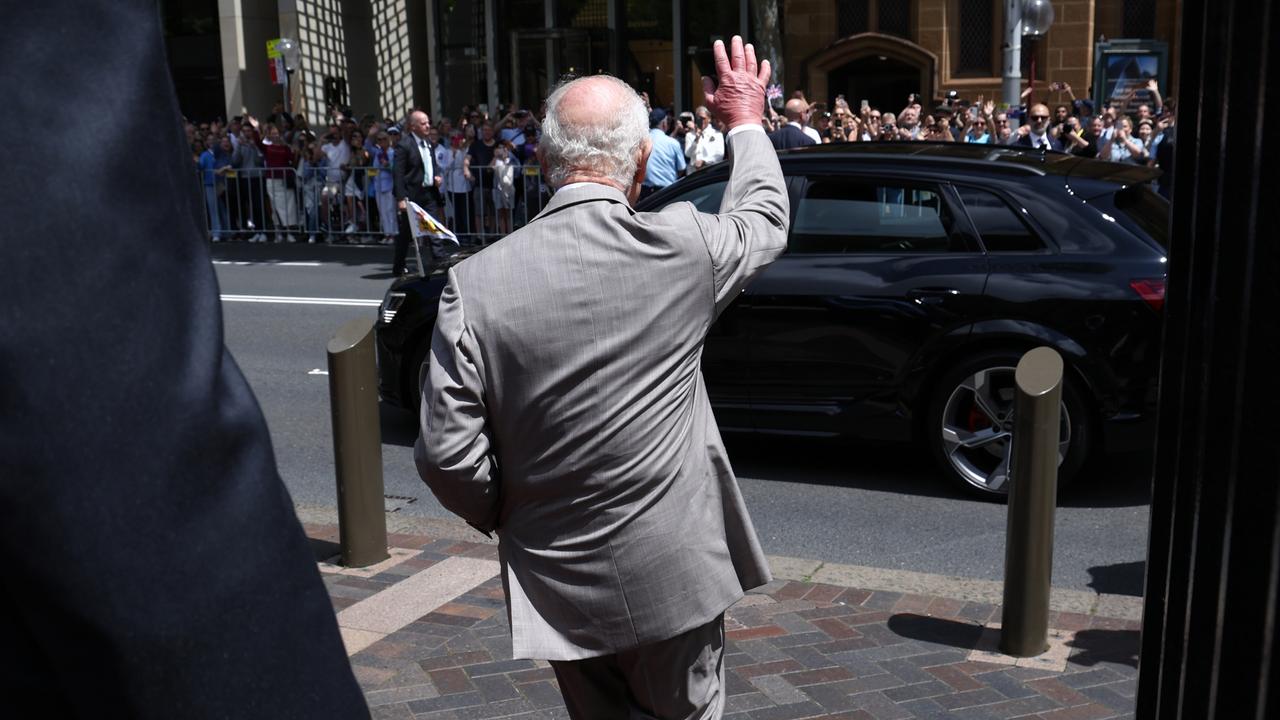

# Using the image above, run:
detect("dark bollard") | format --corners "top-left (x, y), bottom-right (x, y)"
top-left (999, 346), bottom-right (1063, 657)
top-left (327, 317), bottom-right (389, 568)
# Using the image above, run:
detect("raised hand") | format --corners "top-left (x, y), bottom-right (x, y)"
top-left (701, 35), bottom-right (771, 130)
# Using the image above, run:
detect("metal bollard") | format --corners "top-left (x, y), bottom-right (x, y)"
top-left (327, 317), bottom-right (389, 568)
top-left (999, 346), bottom-right (1063, 657)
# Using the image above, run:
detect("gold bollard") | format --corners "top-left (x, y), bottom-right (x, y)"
top-left (327, 317), bottom-right (389, 568)
top-left (999, 346), bottom-right (1063, 657)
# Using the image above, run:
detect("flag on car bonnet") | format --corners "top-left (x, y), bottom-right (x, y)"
top-left (406, 201), bottom-right (459, 245)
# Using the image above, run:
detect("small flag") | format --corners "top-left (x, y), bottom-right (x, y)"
top-left (406, 201), bottom-right (458, 246)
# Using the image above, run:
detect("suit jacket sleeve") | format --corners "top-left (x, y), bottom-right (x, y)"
top-left (393, 140), bottom-right (410, 200)
top-left (415, 269), bottom-right (501, 532)
top-left (688, 126), bottom-right (790, 316)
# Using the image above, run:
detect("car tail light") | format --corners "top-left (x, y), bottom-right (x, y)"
top-left (1129, 278), bottom-right (1165, 312)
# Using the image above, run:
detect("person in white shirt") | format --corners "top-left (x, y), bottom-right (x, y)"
top-left (683, 106), bottom-right (724, 172)
top-left (491, 145), bottom-right (516, 235)
top-left (800, 105), bottom-right (822, 144)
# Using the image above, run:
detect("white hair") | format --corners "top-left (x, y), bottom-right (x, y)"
top-left (540, 75), bottom-right (649, 189)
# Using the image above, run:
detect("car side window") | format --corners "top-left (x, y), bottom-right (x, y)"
top-left (954, 186), bottom-right (1047, 253)
top-left (790, 178), bottom-right (968, 254)
top-left (662, 180), bottom-right (728, 213)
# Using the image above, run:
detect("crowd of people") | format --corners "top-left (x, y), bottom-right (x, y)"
top-left (188, 77), bottom-right (1174, 243)
top-left (187, 102), bottom-right (550, 245)
top-left (756, 79), bottom-right (1174, 171)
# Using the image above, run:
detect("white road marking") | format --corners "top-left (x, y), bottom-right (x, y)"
top-left (308, 369), bottom-right (330, 376)
top-left (212, 260), bottom-right (323, 267)
top-left (220, 294), bottom-right (381, 307)
top-left (335, 556), bottom-right (500, 655)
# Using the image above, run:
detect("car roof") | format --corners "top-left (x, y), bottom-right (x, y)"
top-left (769, 141), bottom-right (1160, 184)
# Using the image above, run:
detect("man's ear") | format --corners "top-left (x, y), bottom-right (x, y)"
top-left (633, 139), bottom-right (653, 187)
top-left (537, 144), bottom-right (549, 181)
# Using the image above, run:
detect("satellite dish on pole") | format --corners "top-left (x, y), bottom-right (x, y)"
top-left (1022, 0), bottom-right (1056, 37)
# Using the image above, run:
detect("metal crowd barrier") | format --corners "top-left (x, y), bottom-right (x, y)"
top-left (196, 163), bottom-right (552, 246)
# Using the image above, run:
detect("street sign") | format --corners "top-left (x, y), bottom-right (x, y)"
top-left (266, 38), bottom-right (286, 85)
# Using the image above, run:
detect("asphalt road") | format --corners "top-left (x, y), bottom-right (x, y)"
top-left (214, 242), bottom-right (1153, 597)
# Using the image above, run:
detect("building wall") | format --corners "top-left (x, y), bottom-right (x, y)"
top-left (783, 0), bottom-right (1179, 111)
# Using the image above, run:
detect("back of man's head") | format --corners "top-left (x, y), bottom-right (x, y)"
top-left (783, 99), bottom-right (807, 123)
top-left (540, 75), bottom-right (649, 190)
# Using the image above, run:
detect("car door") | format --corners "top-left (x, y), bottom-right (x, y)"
top-left (745, 174), bottom-right (990, 438)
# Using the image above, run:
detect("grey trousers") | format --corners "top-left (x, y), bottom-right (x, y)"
top-left (550, 614), bottom-right (726, 720)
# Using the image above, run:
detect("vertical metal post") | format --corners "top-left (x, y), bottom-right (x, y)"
top-left (999, 346), bottom-right (1062, 657)
top-left (327, 317), bottom-right (389, 568)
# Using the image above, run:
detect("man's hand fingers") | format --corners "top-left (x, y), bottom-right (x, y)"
top-left (744, 43), bottom-right (758, 78)
top-left (701, 76), bottom-right (718, 108)
top-left (730, 35), bottom-right (745, 73)
top-left (712, 39), bottom-right (731, 78)
top-left (757, 59), bottom-right (771, 87)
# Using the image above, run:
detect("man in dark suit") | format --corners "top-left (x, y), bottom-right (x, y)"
top-left (768, 98), bottom-right (818, 150)
top-left (393, 110), bottom-right (446, 276)
top-left (0, 3), bottom-right (368, 717)
top-left (1012, 103), bottom-right (1065, 152)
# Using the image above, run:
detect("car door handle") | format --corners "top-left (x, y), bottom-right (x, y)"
top-left (907, 288), bottom-right (961, 305)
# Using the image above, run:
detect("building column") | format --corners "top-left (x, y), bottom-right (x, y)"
top-left (545, 0), bottom-right (558, 87)
top-left (672, 0), bottom-right (685, 113)
top-left (218, 0), bottom-right (282, 118)
top-left (424, 0), bottom-right (443, 119)
top-left (484, 0), bottom-right (499, 111)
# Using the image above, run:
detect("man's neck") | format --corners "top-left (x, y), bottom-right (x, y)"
top-left (558, 175), bottom-right (624, 194)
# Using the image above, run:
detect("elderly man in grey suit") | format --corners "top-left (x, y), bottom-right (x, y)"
top-left (417, 36), bottom-right (787, 719)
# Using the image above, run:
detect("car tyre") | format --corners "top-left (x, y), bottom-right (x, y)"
top-left (925, 351), bottom-right (1092, 500)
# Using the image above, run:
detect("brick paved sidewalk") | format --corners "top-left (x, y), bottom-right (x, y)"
top-left (306, 523), bottom-right (1139, 720)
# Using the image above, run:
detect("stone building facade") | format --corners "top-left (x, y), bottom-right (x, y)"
top-left (784, 0), bottom-right (1181, 112)
top-left (166, 0), bottom-right (1181, 123)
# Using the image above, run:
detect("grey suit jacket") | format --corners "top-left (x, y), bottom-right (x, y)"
top-left (416, 126), bottom-right (789, 660)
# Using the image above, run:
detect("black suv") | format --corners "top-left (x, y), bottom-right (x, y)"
top-left (375, 143), bottom-right (1168, 498)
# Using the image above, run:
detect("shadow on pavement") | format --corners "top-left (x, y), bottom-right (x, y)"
top-left (723, 434), bottom-right (1152, 509)
top-left (1087, 561), bottom-right (1147, 597)
top-left (886, 613), bottom-right (985, 649)
top-left (211, 241), bottom-right (398, 269)
top-left (380, 408), bottom-right (1151, 510)
top-left (308, 537), bottom-right (341, 563)
top-left (1067, 628), bottom-right (1140, 668)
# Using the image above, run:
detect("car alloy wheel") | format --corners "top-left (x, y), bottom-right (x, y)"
top-left (937, 365), bottom-right (1072, 496)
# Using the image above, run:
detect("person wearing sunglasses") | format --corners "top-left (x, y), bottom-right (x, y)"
top-left (1012, 103), bottom-right (1064, 151)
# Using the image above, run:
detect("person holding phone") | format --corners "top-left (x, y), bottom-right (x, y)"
top-left (684, 105), bottom-right (724, 171)
top-left (1100, 116), bottom-right (1148, 164)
